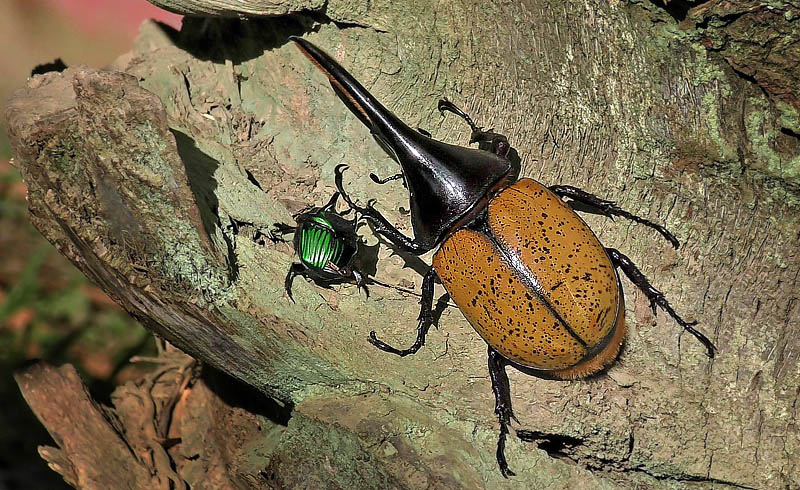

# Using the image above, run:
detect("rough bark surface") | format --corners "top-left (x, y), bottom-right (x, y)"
top-left (4, 0), bottom-right (800, 488)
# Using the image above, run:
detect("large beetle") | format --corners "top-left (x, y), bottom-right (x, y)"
top-left (291, 37), bottom-right (716, 477)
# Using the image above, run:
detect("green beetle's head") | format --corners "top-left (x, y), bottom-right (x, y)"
top-left (311, 215), bottom-right (335, 231)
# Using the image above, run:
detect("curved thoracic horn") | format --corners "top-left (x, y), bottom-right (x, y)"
top-left (292, 37), bottom-right (512, 250)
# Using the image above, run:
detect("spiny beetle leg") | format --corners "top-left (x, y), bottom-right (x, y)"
top-left (606, 248), bottom-right (717, 358)
top-left (335, 164), bottom-right (431, 256)
top-left (488, 347), bottom-right (518, 478)
top-left (369, 172), bottom-right (405, 185)
top-left (437, 98), bottom-right (510, 158)
top-left (352, 268), bottom-right (369, 298)
top-left (368, 268), bottom-right (437, 356)
top-left (284, 263), bottom-right (306, 303)
top-left (321, 191), bottom-right (340, 212)
top-left (270, 222), bottom-right (296, 242)
top-left (550, 185), bottom-right (680, 249)
top-left (438, 98), bottom-right (481, 133)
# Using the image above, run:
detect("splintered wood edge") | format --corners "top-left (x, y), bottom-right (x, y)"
top-left (14, 362), bottom-right (155, 490)
top-left (145, 0), bottom-right (322, 17)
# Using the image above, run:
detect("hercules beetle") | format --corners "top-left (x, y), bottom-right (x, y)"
top-left (291, 37), bottom-right (716, 477)
top-left (273, 191), bottom-right (365, 302)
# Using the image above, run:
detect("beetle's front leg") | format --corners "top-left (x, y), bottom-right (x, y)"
top-left (438, 99), bottom-right (510, 158)
top-left (606, 248), bottom-right (716, 358)
top-left (335, 164), bottom-right (431, 255)
top-left (550, 185), bottom-right (680, 249)
top-left (369, 172), bottom-right (405, 186)
top-left (284, 262), bottom-right (306, 303)
top-left (488, 346), bottom-right (519, 478)
top-left (368, 268), bottom-right (437, 356)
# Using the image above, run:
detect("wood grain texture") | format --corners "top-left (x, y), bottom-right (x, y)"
top-left (4, 0), bottom-right (800, 487)
top-left (14, 363), bottom-right (157, 490)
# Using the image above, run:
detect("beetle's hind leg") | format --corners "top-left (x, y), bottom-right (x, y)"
top-left (438, 98), bottom-right (510, 158)
top-left (606, 248), bottom-right (716, 358)
top-left (284, 262), bottom-right (306, 303)
top-left (368, 268), bottom-right (437, 356)
top-left (487, 346), bottom-right (520, 478)
top-left (550, 185), bottom-right (680, 249)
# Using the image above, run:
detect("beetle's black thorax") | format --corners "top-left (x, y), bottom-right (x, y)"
top-left (385, 126), bottom-right (513, 250)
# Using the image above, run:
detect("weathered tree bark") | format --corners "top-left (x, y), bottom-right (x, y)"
top-left (4, 0), bottom-right (800, 488)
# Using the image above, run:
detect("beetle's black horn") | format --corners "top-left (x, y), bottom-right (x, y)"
top-left (290, 36), bottom-right (414, 158)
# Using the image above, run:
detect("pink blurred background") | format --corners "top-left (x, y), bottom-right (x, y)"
top-left (1, 0), bottom-right (182, 158)
top-left (0, 2), bottom-right (183, 489)
top-left (42, 0), bottom-right (182, 35)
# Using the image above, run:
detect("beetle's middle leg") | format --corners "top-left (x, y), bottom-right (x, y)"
top-left (606, 248), bottom-right (716, 358)
top-left (549, 185), bottom-right (680, 249)
top-left (438, 98), bottom-right (510, 158)
top-left (368, 268), bottom-right (437, 356)
top-left (488, 346), bottom-right (519, 478)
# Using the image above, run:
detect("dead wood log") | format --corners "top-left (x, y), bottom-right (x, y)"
top-left (5, 0), bottom-right (800, 488)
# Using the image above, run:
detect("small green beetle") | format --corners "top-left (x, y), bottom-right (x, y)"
top-left (274, 191), bottom-right (365, 301)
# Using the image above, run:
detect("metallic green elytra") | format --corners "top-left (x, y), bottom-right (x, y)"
top-left (276, 191), bottom-right (364, 302)
top-left (299, 218), bottom-right (347, 271)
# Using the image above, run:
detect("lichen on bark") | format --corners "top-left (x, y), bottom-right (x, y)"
top-left (4, 0), bottom-right (800, 488)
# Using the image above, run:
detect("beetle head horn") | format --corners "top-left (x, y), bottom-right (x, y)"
top-left (292, 37), bottom-right (512, 249)
top-left (290, 36), bottom-right (410, 158)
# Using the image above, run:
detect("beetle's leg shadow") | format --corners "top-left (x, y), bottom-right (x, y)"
top-left (549, 185), bottom-right (680, 249)
top-left (368, 268), bottom-right (438, 356)
top-left (606, 248), bottom-right (716, 358)
top-left (284, 262), bottom-right (306, 303)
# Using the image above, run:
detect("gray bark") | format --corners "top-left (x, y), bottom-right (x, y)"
top-left (4, 1), bottom-right (800, 488)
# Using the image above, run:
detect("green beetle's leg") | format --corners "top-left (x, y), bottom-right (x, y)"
top-left (284, 262), bottom-right (306, 303)
top-left (488, 346), bottom-right (519, 478)
top-left (368, 128), bottom-right (431, 187)
top-left (368, 268), bottom-right (437, 356)
top-left (550, 185), bottom-right (680, 249)
top-left (335, 164), bottom-right (432, 255)
top-left (270, 222), bottom-right (296, 243)
top-left (606, 248), bottom-right (717, 358)
top-left (351, 268), bottom-right (370, 298)
top-left (438, 98), bottom-right (510, 158)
